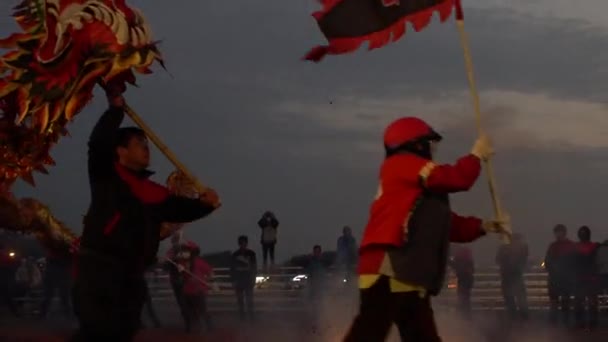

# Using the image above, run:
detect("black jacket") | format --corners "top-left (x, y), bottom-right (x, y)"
top-left (386, 192), bottom-right (453, 296)
top-left (230, 248), bottom-right (257, 288)
top-left (78, 106), bottom-right (214, 274)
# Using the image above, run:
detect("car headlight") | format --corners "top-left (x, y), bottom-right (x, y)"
top-left (255, 276), bottom-right (270, 284)
top-left (291, 274), bottom-right (307, 282)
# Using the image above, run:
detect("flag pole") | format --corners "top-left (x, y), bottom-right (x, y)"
top-left (454, 0), bottom-right (509, 243)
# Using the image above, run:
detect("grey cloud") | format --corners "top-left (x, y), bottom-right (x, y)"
top-left (1, 2), bottom-right (608, 260)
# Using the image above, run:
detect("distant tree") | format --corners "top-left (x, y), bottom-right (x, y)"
top-left (285, 250), bottom-right (337, 268)
top-left (200, 250), bottom-right (233, 268)
top-left (0, 230), bottom-right (44, 258)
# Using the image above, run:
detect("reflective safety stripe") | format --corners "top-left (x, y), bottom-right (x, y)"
top-left (359, 252), bottom-right (427, 297)
top-left (418, 161), bottom-right (437, 187)
top-left (359, 274), bottom-right (426, 297)
top-left (103, 212), bottom-right (121, 235)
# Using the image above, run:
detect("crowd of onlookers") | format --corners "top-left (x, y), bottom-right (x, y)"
top-left (450, 224), bottom-right (608, 331)
top-left (0, 245), bottom-right (71, 319)
top-left (0, 209), bottom-right (359, 335)
top-left (4, 211), bottom-right (608, 335)
top-left (5, 210), bottom-right (608, 336)
top-left (154, 210), bottom-right (359, 334)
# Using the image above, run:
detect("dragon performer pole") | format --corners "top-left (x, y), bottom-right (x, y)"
top-left (0, 0), bottom-right (217, 199)
top-left (454, 0), bottom-right (508, 242)
top-left (123, 104), bottom-right (210, 193)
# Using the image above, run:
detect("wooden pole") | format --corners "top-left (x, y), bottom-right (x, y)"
top-left (98, 80), bottom-right (216, 205)
top-left (165, 257), bottom-right (210, 287)
top-left (455, 2), bottom-right (510, 243)
top-left (123, 104), bottom-right (209, 195)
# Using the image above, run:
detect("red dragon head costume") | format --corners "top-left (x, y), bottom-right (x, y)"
top-left (0, 0), bottom-right (163, 187)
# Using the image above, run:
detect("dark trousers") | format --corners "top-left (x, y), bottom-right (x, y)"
top-left (235, 285), bottom-right (254, 320)
top-left (574, 281), bottom-right (599, 329)
top-left (309, 280), bottom-right (324, 302)
top-left (456, 275), bottom-right (473, 319)
top-left (170, 280), bottom-right (188, 330)
top-left (457, 286), bottom-right (472, 319)
top-left (40, 264), bottom-right (71, 317)
top-left (339, 261), bottom-right (356, 284)
top-left (70, 271), bottom-right (146, 342)
top-left (262, 243), bottom-right (275, 267)
top-left (500, 273), bottom-right (529, 320)
top-left (344, 276), bottom-right (441, 342)
top-left (548, 277), bottom-right (572, 325)
top-left (0, 272), bottom-right (18, 316)
top-left (183, 294), bottom-right (212, 332)
top-left (143, 284), bottom-right (160, 328)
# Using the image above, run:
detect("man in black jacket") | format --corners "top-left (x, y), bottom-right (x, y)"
top-left (70, 88), bottom-right (219, 342)
top-left (230, 235), bottom-right (257, 321)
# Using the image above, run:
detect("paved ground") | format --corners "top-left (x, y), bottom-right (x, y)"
top-left (1, 309), bottom-right (608, 342)
top-left (2, 288), bottom-right (608, 342)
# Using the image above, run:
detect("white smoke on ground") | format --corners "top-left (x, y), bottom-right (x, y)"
top-left (292, 286), bottom-right (580, 342)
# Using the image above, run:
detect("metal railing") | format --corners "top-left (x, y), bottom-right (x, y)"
top-left (12, 266), bottom-right (608, 313)
top-left (145, 266), bottom-right (608, 312)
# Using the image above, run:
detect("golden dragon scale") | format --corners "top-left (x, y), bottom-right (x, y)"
top-left (0, 194), bottom-right (77, 254)
top-left (0, 0), bottom-right (163, 188)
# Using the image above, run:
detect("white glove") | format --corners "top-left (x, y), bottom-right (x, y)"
top-left (471, 134), bottom-right (494, 161)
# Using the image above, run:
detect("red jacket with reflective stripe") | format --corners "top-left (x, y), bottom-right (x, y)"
top-left (360, 153), bottom-right (482, 248)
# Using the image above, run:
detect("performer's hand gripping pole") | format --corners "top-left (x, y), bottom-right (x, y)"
top-left (98, 81), bottom-right (218, 207)
top-left (123, 104), bottom-right (220, 207)
top-left (454, 1), bottom-right (510, 243)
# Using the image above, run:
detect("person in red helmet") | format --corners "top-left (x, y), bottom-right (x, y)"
top-left (343, 117), bottom-right (511, 342)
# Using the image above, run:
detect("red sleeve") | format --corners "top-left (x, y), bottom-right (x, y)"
top-left (199, 259), bottom-right (212, 276)
top-left (449, 212), bottom-right (484, 243)
top-left (422, 154), bottom-right (481, 193)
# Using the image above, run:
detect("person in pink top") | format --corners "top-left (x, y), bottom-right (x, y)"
top-left (176, 241), bottom-right (213, 333)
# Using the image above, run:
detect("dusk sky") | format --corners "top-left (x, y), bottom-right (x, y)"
top-left (2, 1), bottom-right (608, 264)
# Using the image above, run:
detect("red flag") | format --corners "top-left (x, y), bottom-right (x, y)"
top-left (304, 0), bottom-right (464, 62)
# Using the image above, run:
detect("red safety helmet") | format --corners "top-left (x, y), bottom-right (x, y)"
top-left (383, 117), bottom-right (442, 148)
